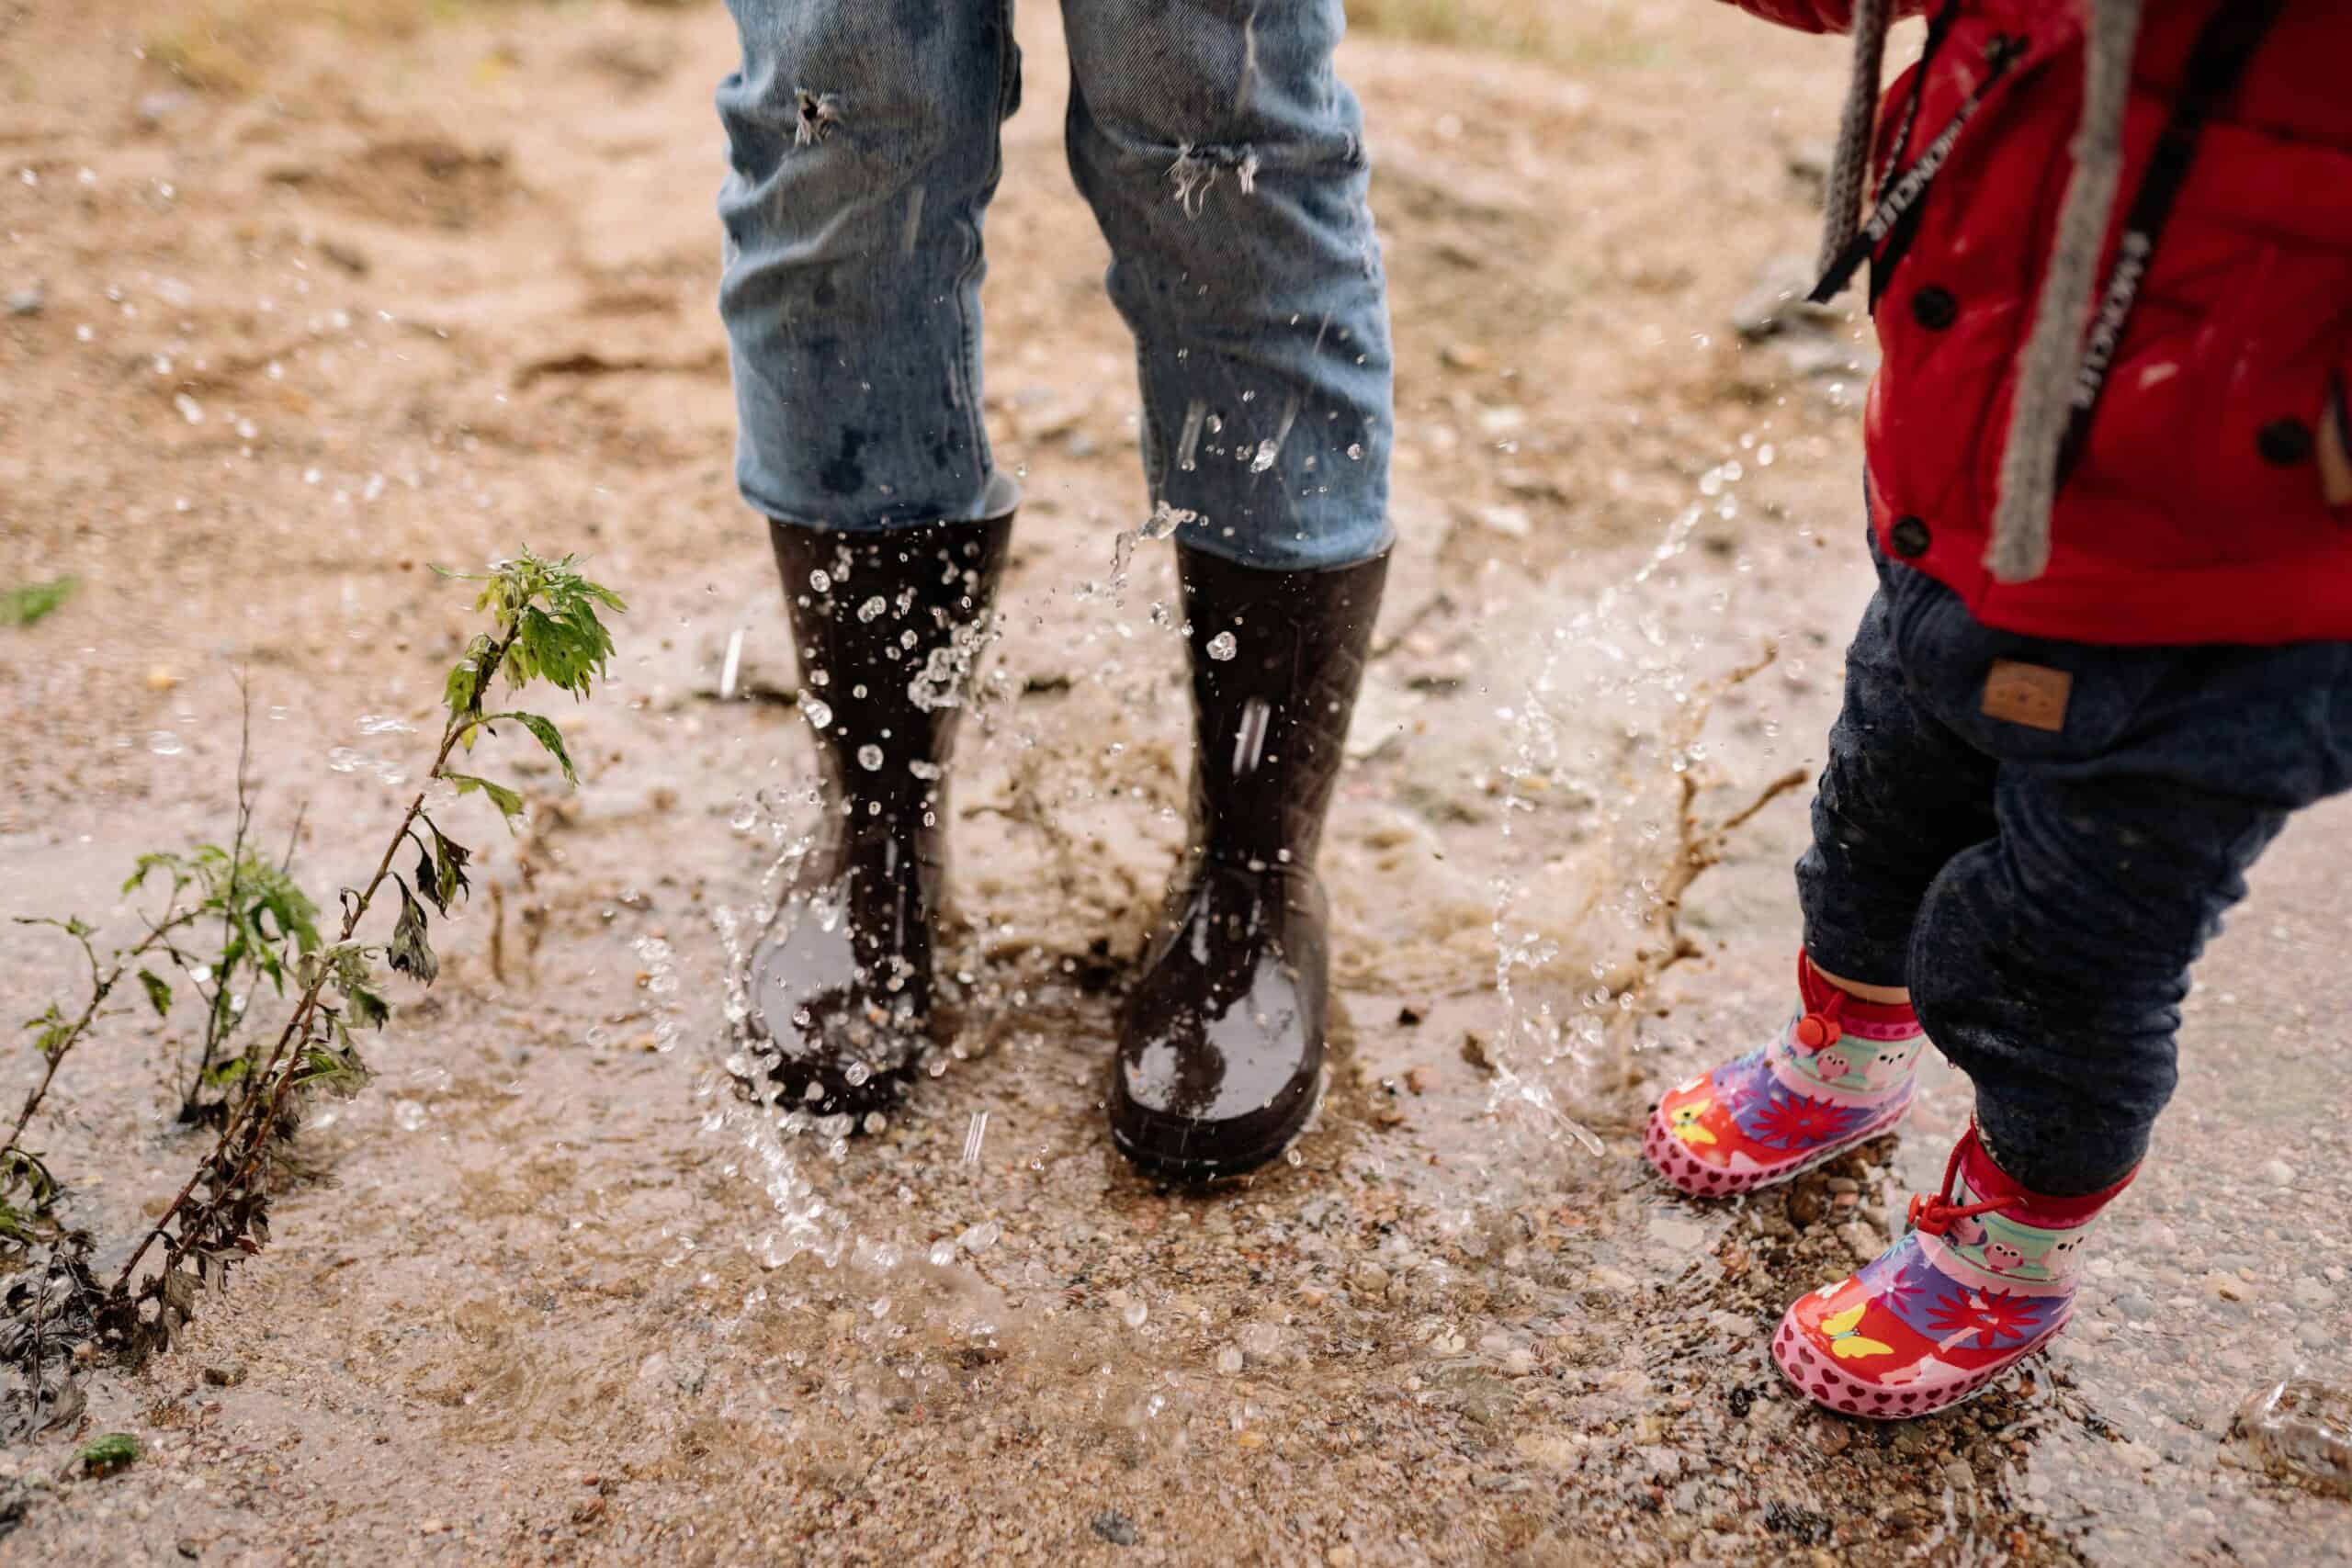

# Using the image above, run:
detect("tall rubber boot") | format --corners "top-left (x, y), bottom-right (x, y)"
top-left (739, 491), bottom-right (1014, 1123)
top-left (1109, 544), bottom-right (1389, 1179)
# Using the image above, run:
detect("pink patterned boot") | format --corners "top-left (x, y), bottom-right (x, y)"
top-left (1771, 1124), bottom-right (2132, 1418)
top-left (1644, 954), bottom-right (1925, 1197)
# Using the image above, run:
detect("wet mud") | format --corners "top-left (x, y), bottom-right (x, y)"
top-left (1, 2), bottom-right (2346, 1563)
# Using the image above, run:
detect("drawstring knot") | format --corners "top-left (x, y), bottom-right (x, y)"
top-left (1791, 988), bottom-right (1846, 1054)
top-left (1906, 1126), bottom-right (2002, 1236)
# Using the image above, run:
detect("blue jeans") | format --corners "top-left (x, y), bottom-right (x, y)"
top-left (1799, 536), bottom-right (2352, 1195)
top-left (714, 0), bottom-right (1393, 570)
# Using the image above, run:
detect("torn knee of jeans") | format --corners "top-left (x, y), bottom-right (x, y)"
top-left (1167, 142), bottom-right (1261, 216)
top-left (793, 88), bottom-right (844, 148)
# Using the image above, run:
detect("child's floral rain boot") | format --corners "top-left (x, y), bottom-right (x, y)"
top-left (1771, 1123), bottom-right (2132, 1419)
top-left (1644, 954), bottom-right (1926, 1197)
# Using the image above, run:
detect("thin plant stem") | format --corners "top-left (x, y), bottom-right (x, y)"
top-left (112, 626), bottom-right (519, 1299)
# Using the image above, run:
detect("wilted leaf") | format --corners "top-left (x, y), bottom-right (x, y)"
top-left (386, 879), bottom-right (437, 986)
top-left (426, 822), bottom-right (471, 908)
top-left (412, 835), bottom-right (445, 916)
top-left (345, 979), bottom-right (389, 1032)
top-left (138, 970), bottom-right (173, 1018)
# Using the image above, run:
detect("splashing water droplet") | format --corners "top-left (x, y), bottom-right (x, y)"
top-left (391, 1100), bottom-right (426, 1132)
top-left (1123, 1296), bottom-right (1149, 1331)
top-left (1216, 1345), bottom-right (1245, 1375)
top-left (1205, 631), bottom-right (1238, 662)
top-left (1141, 501), bottom-right (1197, 541)
top-left (857, 744), bottom-right (884, 772)
top-left (801, 697), bottom-right (834, 730)
top-left (857, 595), bottom-right (888, 624)
top-left (1250, 439), bottom-right (1279, 473)
top-left (148, 731), bottom-right (184, 756)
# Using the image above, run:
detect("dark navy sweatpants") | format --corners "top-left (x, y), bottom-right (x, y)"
top-left (1798, 536), bottom-right (2352, 1194)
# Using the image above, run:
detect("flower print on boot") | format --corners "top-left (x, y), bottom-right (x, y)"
top-left (1772, 1123), bottom-right (2132, 1420)
top-left (1644, 954), bottom-right (1926, 1197)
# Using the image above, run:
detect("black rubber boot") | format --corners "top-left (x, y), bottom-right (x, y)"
top-left (739, 495), bottom-right (1014, 1124)
top-left (1110, 544), bottom-right (1389, 1179)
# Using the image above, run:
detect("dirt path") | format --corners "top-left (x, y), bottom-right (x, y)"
top-left (1, 2), bottom-right (2346, 1563)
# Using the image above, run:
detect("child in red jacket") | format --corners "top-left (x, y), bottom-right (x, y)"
top-left (1645, 0), bottom-right (2352, 1417)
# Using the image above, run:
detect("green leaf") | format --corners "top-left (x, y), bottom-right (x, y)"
top-left (22, 1002), bottom-right (74, 1060)
top-left (247, 864), bottom-right (322, 954)
top-left (386, 879), bottom-right (438, 986)
top-left (445, 634), bottom-right (491, 722)
top-left (1, 1146), bottom-right (60, 1208)
top-left (201, 1056), bottom-right (249, 1089)
top-left (123, 851), bottom-right (191, 895)
top-left (138, 969), bottom-right (174, 1018)
top-left (0, 577), bottom-right (77, 628)
top-left (75, 1432), bottom-right (139, 1476)
top-left (446, 773), bottom-right (526, 829)
top-left (492, 712), bottom-right (577, 786)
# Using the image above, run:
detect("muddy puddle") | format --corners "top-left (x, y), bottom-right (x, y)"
top-left (2, 1), bottom-right (2347, 1562)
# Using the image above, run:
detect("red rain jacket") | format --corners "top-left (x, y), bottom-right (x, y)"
top-left (1722, 1), bottom-right (2352, 645)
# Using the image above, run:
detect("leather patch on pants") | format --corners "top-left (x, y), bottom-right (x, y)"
top-left (1982, 659), bottom-right (2072, 732)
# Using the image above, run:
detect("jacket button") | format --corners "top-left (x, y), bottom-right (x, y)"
top-left (1909, 286), bottom-right (1959, 331)
top-left (1891, 515), bottom-right (1932, 558)
top-left (2258, 418), bottom-right (2313, 466)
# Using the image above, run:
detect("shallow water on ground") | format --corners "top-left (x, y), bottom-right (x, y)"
top-left (2, 1), bottom-right (2346, 1560)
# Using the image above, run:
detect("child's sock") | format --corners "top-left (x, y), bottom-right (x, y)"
top-left (1771, 1122), bottom-right (2132, 1419)
top-left (1644, 953), bottom-right (1925, 1196)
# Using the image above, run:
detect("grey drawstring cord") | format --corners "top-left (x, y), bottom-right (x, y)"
top-left (1814, 0), bottom-right (2144, 587)
top-left (1987, 0), bottom-right (2143, 583)
top-left (1817, 0), bottom-right (1894, 282)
